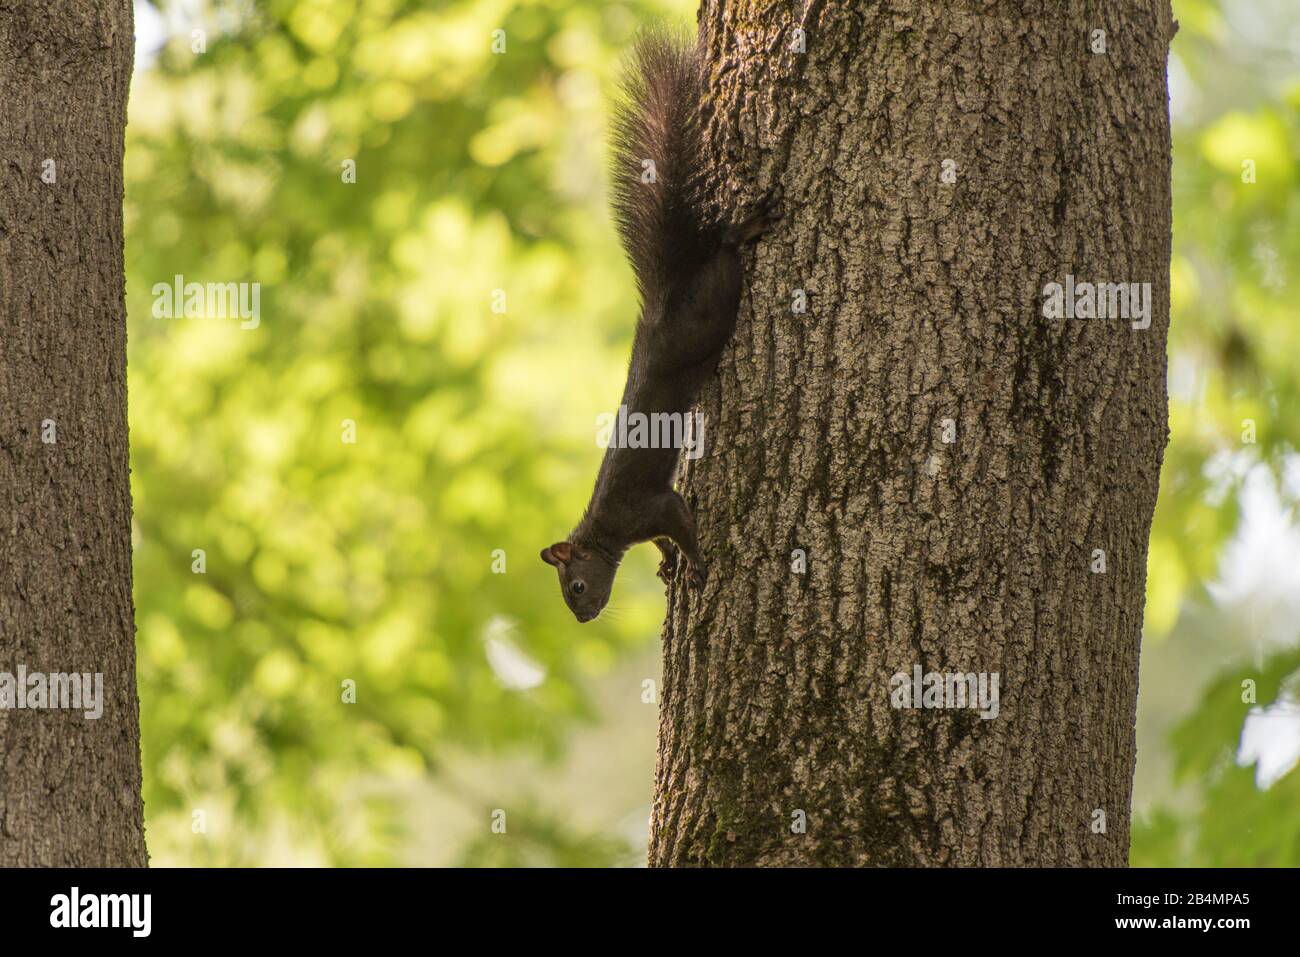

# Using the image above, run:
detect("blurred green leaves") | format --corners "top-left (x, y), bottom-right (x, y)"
top-left (128, 0), bottom-right (687, 865)
top-left (1133, 646), bottom-right (1300, 865)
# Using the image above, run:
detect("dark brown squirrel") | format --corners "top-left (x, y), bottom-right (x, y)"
top-left (541, 29), bottom-right (780, 623)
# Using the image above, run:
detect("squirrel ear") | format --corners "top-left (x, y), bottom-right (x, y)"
top-left (541, 542), bottom-right (573, 566)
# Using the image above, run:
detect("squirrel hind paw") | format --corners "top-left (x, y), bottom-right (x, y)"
top-left (725, 188), bottom-right (784, 246)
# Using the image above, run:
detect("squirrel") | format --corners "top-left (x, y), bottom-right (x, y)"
top-left (540, 29), bottom-right (780, 623)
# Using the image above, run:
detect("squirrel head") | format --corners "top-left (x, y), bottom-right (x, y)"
top-left (540, 541), bottom-right (616, 622)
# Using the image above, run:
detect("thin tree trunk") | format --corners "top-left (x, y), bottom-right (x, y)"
top-left (651, 0), bottom-right (1173, 866)
top-left (0, 0), bottom-right (146, 866)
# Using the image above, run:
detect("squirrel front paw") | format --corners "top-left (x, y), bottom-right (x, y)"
top-left (725, 188), bottom-right (784, 245)
top-left (685, 562), bottom-right (708, 589)
top-left (656, 552), bottom-right (678, 584)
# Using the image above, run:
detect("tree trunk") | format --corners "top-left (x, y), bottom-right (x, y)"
top-left (0, 0), bottom-right (146, 866)
top-left (651, 1), bottom-right (1173, 866)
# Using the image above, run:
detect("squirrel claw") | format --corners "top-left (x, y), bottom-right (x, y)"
top-left (753, 186), bottom-right (784, 222)
top-left (657, 555), bottom-right (677, 584)
top-left (686, 563), bottom-right (708, 589)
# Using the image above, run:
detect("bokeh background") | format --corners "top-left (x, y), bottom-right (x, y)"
top-left (124, 0), bottom-right (1300, 865)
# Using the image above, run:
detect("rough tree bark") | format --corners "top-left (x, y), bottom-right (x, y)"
top-left (651, 1), bottom-right (1173, 866)
top-left (0, 0), bottom-right (146, 865)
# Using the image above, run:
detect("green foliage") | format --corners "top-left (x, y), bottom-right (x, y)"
top-left (453, 801), bottom-right (640, 867)
top-left (1132, 646), bottom-right (1300, 865)
top-left (129, 0), bottom-right (690, 865)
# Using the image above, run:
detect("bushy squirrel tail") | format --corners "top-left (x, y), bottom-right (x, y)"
top-left (609, 28), bottom-right (720, 302)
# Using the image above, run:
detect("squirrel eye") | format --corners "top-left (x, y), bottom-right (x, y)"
top-left (571, 580), bottom-right (586, 595)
